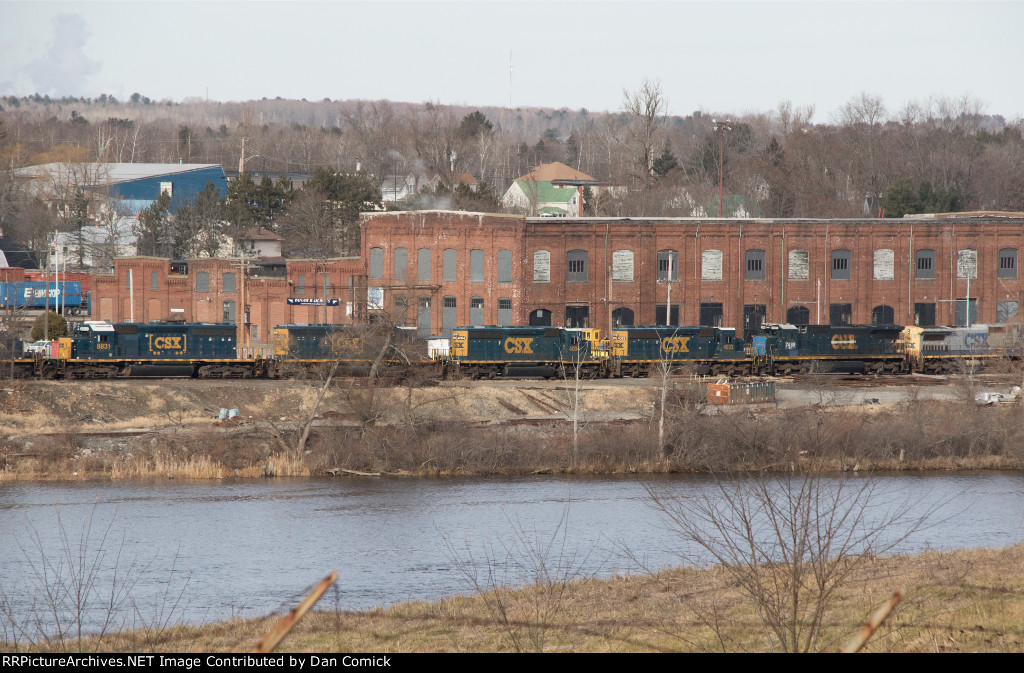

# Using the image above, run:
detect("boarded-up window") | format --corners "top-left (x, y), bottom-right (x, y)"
top-left (874, 249), bottom-right (895, 280)
top-left (369, 248), bottom-right (384, 280)
top-left (745, 250), bottom-right (766, 281)
top-left (443, 249), bottom-right (457, 282)
top-left (567, 250), bottom-right (587, 282)
top-left (394, 248), bottom-right (408, 281)
top-left (498, 250), bottom-right (512, 282)
top-left (999, 248), bottom-right (1017, 279)
top-left (702, 249), bottom-right (723, 281)
top-left (297, 275), bottom-right (305, 295)
top-left (831, 249), bottom-right (851, 280)
top-left (151, 271), bottom-right (158, 290)
top-left (498, 298), bottom-right (512, 326)
top-left (915, 303), bottom-right (935, 327)
top-left (788, 249), bottom-right (809, 280)
top-left (657, 250), bottom-right (678, 281)
top-left (223, 272), bottom-right (236, 292)
top-left (533, 250), bottom-right (550, 282)
top-left (417, 248), bottom-right (431, 282)
top-left (470, 249), bottom-right (485, 282)
top-left (998, 301), bottom-right (1019, 322)
top-left (957, 249), bottom-right (977, 279)
top-left (470, 297), bottom-right (484, 325)
top-left (612, 250), bottom-right (634, 282)
top-left (196, 271), bottom-right (209, 293)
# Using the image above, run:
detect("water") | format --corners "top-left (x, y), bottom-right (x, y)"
top-left (1, 473), bottom-right (1022, 633)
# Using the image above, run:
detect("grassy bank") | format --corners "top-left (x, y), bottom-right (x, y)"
top-left (5, 543), bottom-right (1023, 653)
top-left (2, 380), bottom-right (1023, 480)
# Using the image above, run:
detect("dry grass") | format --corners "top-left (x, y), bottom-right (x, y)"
top-left (17, 544), bottom-right (1023, 653)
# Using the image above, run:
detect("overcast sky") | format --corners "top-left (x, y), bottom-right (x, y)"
top-left (2, 1), bottom-right (1023, 122)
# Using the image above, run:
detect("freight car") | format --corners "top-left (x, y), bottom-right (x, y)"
top-left (447, 326), bottom-right (607, 379)
top-left (0, 281), bottom-right (86, 314)
top-left (750, 323), bottom-right (909, 375)
top-left (608, 325), bottom-right (748, 377)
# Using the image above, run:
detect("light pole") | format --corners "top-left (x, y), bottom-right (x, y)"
top-left (713, 119), bottom-right (732, 217)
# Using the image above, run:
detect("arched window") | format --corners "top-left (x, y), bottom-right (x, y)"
top-left (497, 250), bottom-right (513, 282)
top-left (417, 248), bottom-right (431, 282)
top-left (443, 249), bottom-right (457, 282)
top-left (529, 308), bottom-right (552, 326)
top-left (872, 305), bottom-right (894, 325)
top-left (612, 307), bottom-right (635, 327)
top-left (393, 248), bottom-right (407, 281)
top-left (470, 249), bottom-right (485, 282)
top-left (787, 305), bottom-right (810, 325)
top-left (369, 248), bottom-right (384, 280)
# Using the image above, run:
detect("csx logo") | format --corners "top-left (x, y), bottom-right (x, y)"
top-left (504, 337), bottom-right (534, 354)
top-left (152, 336), bottom-right (184, 350)
top-left (661, 336), bottom-right (690, 353)
top-left (830, 334), bottom-right (857, 350)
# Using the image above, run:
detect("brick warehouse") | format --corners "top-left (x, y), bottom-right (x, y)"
top-left (93, 210), bottom-right (1024, 345)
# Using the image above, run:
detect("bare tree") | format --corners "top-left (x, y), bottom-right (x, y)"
top-left (622, 79), bottom-right (667, 185)
top-left (646, 467), bottom-right (938, 652)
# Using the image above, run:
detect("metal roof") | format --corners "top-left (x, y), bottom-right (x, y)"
top-left (14, 163), bottom-right (222, 184)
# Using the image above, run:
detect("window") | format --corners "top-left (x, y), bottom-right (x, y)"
top-left (223, 300), bottom-right (236, 322)
top-left (955, 298), bottom-right (977, 327)
top-left (533, 250), bottom-right (550, 282)
top-left (529, 308), bottom-right (552, 326)
top-left (999, 248), bottom-right (1018, 279)
top-left (874, 249), bottom-right (895, 280)
top-left (498, 250), bottom-right (513, 283)
top-left (745, 250), bottom-right (766, 281)
top-left (443, 249), bottom-right (457, 282)
top-left (829, 303), bottom-right (852, 326)
top-left (788, 249), bottom-right (809, 280)
top-left (916, 249), bottom-right (935, 279)
top-left (567, 250), bottom-right (588, 282)
top-left (655, 304), bottom-right (679, 326)
top-left (394, 248), bottom-right (408, 282)
top-left (612, 307), bottom-right (635, 327)
top-left (613, 250), bottom-right (634, 282)
top-left (417, 248), bottom-right (431, 282)
top-left (657, 250), bottom-right (678, 281)
top-left (743, 304), bottom-right (767, 333)
top-left (831, 249), bottom-right (851, 280)
top-left (702, 250), bottom-right (723, 281)
top-left (997, 301), bottom-right (1019, 322)
top-left (957, 249), bottom-right (977, 280)
top-left (872, 304), bottom-right (894, 325)
top-left (498, 298), bottom-right (512, 326)
top-left (442, 296), bottom-right (456, 338)
top-left (470, 297), bottom-right (484, 325)
top-left (787, 305), bottom-right (810, 325)
top-left (444, 296), bottom-right (457, 309)
top-left (223, 272), bottom-right (236, 292)
top-left (251, 325), bottom-right (259, 340)
top-left (470, 249), bottom-right (485, 282)
top-left (565, 304), bottom-right (589, 327)
top-left (151, 271), bottom-right (158, 290)
top-left (196, 271), bottom-right (209, 293)
top-left (914, 302), bottom-right (936, 327)
top-left (297, 275), bottom-right (305, 295)
top-left (699, 302), bottom-right (723, 327)
top-left (369, 248), bottom-right (383, 280)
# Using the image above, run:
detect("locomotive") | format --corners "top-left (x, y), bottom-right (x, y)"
top-left (11, 318), bottom-right (1023, 380)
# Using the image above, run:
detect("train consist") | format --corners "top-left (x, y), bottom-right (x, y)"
top-left (8, 320), bottom-right (1023, 379)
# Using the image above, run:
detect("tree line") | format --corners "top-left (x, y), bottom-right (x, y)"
top-left (2, 86), bottom-right (1023, 267)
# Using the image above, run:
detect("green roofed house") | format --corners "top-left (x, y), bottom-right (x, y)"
top-left (501, 162), bottom-right (599, 216)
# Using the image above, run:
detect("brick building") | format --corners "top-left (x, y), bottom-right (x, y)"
top-left (90, 210), bottom-right (1024, 346)
top-left (91, 256), bottom-right (366, 353)
top-left (360, 211), bottom-right (1024, 337)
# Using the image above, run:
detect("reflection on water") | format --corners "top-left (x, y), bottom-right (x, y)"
top-left (0, 473), bottom-right (1022, 631)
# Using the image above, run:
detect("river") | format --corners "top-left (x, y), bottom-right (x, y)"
top-left (1, 473), bottom-right (1022, 635)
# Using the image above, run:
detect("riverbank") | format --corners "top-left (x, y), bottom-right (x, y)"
top-left (7, 543), bottom-right (1023, 652)
top-left (1, 377), bottom-right (1022, 480)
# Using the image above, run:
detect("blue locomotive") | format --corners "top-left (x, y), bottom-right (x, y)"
top-left (448, 326), bottom-right (607, 379)
top-left (609, 325), bottom-right (748, 377)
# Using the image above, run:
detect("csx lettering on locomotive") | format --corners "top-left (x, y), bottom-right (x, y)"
top-left (661, 336), bottom-right (690, 353)
top-left (830, 334), bottom-right (857, 350)
top-left (151, 336), bottom-right (185, 351)
top-left (504, 337), bottom-right (534, 354)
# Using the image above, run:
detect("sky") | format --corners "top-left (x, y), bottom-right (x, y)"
top-left (2, 0), bottom-right (1023, 122)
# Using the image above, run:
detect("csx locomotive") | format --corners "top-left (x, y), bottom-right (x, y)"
top-left (11, 319), bottom-right (1023, 379)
